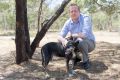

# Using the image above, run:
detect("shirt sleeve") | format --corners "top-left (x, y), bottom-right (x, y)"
top-left (59, 20), bottom-right (69, 38)
top-left (82, 16), bottom-right (92, 37)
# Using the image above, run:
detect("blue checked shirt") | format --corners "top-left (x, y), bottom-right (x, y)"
top-left (59, 13), bottom-right (95, 41)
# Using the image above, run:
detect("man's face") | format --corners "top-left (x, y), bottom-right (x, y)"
top-left (69, 5), bottom-right (80, 21)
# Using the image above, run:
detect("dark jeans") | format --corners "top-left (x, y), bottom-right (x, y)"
top-left (77, 38), bottom-right (95, 62)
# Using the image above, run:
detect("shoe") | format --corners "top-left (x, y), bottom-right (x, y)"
top-left (82, 60), bottom-right (90, 70)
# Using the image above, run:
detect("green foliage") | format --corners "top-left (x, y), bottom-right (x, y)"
top-left (97, 0), bottom-right (119, 16)
top-left (0, 2), bottom-right (10, 11)
top-left (92, 11), bottom-right (108, 30)
top-left (0, 0), bottom-right (120, 34)
top-left (7, 12), bottom-right (15, 29)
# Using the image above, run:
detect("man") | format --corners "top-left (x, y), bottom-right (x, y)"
top-left (58, 3), bottom-right (95, 69)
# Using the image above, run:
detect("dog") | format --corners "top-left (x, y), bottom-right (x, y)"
top-left (41, 40), bottom-right (80, 78)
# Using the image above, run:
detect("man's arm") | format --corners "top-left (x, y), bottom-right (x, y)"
top-left (58, 36), bottom-right (68, 45)
top-left (72, 33), bottom-right (85, 39)
top-left (58, 20), bottom-right (69, 46)
top-left (81, 16), bottom-right (92, 38)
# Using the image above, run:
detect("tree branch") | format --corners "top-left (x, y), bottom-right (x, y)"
top-left (30, 0), bottom-right (71, 57)
top-left (37, 0), bottom-right (45, 32)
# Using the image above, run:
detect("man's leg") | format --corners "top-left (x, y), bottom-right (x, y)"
top-left (77, 38), bottom-right (95, 69)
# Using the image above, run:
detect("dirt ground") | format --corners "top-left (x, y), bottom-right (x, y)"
top-left (0, 31), bottom-right (120, 80)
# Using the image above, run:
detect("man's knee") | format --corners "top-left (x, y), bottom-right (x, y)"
top-left (88, 40), bottom-right (95, 52)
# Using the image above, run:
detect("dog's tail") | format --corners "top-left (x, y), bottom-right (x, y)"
top-left (41, 47), bottom-right (52, 68)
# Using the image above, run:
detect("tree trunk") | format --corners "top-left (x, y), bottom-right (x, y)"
top-left (15, 0), bottom-right (30, 64)
top-left (30, 0), bottom-right (71, 58)
top-left (23, 0), bottom-right (32, 58)
top-left (109, 16), bottom-right (112, 32)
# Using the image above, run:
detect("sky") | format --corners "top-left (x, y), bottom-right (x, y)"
top-left (46, 0), bottom-right (64, 9)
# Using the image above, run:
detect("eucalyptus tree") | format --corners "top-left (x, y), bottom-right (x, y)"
top-left (15, 0), bottom-right (31, 64)
top-left (95, 0), bottom-right (120, 31)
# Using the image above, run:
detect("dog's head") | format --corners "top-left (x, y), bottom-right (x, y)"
top-left (66, 36), bottom-right (77, 41)
top-left (66, 36), bottom-right (80, 52)
top-left (65, 40), bottom-right (79, 58)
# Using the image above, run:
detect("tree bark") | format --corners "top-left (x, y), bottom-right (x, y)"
top-left (30, 0), bottom-right (71, 57)
top-left (15, 0), bottom-right (30, 64)
top-left (23, 0), bottom-right (32, 58)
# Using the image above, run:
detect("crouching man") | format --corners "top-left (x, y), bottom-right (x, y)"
top-left (58, 3), bottom-right (95, 70)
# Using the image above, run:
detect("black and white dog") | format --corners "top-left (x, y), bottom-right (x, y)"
top-left (41, 39), bottom-right (80, 78)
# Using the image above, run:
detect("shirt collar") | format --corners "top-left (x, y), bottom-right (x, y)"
top-left (70, 14), bottom-right (81, 24)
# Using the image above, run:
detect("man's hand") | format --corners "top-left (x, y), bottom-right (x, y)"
top-left (62, 39), bottom-right (68, 47)
top-left (72, 33), bottom-right (85, 39)
top-left (78, 33), bottom-right (85, 38)
top-left (72, 34), bottom-right (78, 38)
top-left (58, 36), bottom-right (68, 47)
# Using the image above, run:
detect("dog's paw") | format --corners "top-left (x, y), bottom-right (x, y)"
top-left (45, 74), bottom-right (50, 79)
top-left (68, 73), bottom-right (74, 77)
top-left (68, 70), bottom-right (76, 77)
top-left (71, 70), bottom-right (76, 75)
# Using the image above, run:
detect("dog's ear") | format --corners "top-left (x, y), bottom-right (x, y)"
top-left (66, 36), bottom-right (73, 41)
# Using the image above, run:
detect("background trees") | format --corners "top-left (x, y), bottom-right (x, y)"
top-left (0, 0), bottom-right (120, 33)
